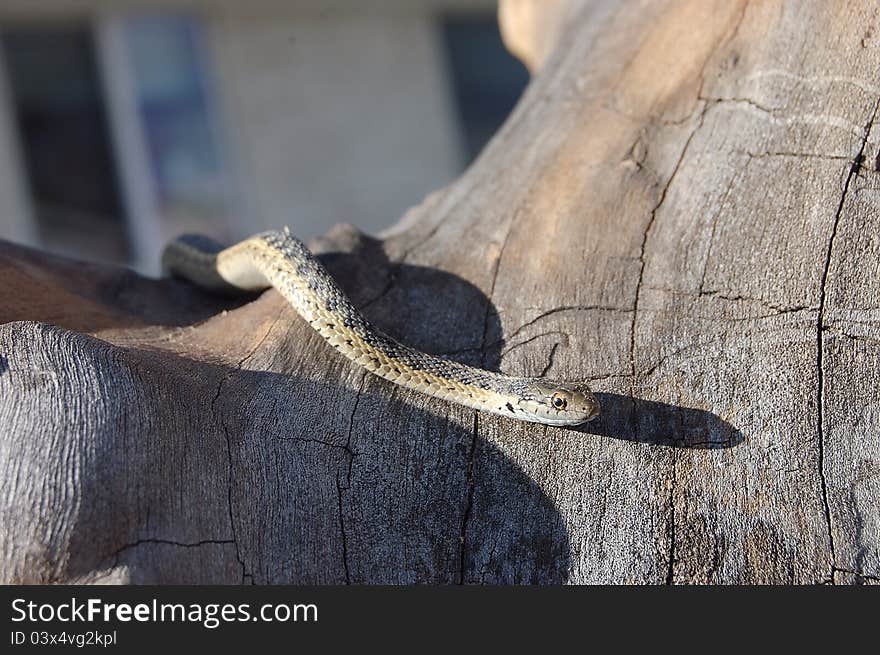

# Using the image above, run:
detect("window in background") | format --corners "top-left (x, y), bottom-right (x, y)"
top-left (123, 14), bottom-right (229, 236)
top-left (0, 25), bottom-right (129, 262)
top-left (440, 14), bottom-right (529, 164)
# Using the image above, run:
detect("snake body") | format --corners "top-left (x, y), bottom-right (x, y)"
top-left (162, 229), bottom-right (599, 426)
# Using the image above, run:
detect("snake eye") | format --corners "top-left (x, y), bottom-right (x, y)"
top-left (551, 393), bottom-right (567, 410)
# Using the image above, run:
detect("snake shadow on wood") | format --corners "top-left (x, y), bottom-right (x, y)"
top-left (321, 232), bottom-right (741, 451)
top-left (574, 393), bottom-right (743, 449)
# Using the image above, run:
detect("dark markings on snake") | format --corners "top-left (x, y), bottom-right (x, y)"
top-left (162, 229), bottom-right (600, 426)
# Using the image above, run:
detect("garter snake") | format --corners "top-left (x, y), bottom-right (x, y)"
top-left (162, 228), bottom-right (600, 426)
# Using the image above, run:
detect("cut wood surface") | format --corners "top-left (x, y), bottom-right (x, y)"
top-left (1, 0), bottom-right (879, 584)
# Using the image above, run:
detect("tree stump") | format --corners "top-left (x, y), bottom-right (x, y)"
top-left (1, 0), bottom-right (878, 584)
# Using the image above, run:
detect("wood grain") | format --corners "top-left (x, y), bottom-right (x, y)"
top-left (1, 0), bottom-right (878, 584)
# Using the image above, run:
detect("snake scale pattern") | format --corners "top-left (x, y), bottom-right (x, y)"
top-left (162, 228), bottom-right (600, 426)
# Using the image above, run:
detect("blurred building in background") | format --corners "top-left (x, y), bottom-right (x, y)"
top-left (0, 0), bottom-right (528, 273)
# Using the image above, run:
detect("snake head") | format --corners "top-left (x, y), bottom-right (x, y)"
top-left (521, 380), bottom-right (600, 426)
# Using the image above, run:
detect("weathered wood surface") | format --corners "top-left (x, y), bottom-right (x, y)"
top-left (2, 0), bottom-right (879, 584)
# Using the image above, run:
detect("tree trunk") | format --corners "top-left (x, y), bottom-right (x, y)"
top-left (2, 0), bottom-right (878, 584)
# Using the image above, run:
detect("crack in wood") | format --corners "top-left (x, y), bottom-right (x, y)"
top-left (109, 538), bottom-right (235, 562)
top-left (337, 371), bottom-right (367, 584)
top-left (208, 305), bottom-right (286, 584)
top-left (697, 161), bottom-right (748, 296)
top-left (459, 207), bottom-right (517, 584)
top-left (816, 94), bottom-right (880, 582)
